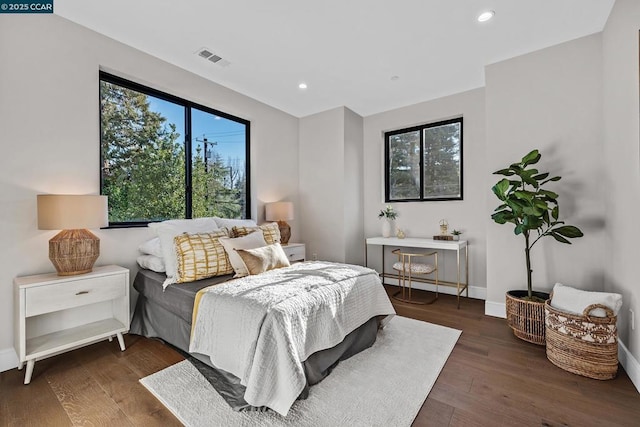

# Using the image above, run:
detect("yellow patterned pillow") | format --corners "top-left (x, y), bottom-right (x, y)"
top-left (174, 231), bottom-right (233, 283)
top-left (232, 222), bottom-right (281, 244)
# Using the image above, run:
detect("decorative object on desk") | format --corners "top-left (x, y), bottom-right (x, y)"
top-left (433, 235), bottom-right (453, 241)
top-left (439, 219), bottom-right (448, 235)
top-left (491, 149), bottom-right (584, 345)
top-left (451, 229), bottom-right (462, 241)
top-left (265, 201), bottom-right (294, 245)
top-left (396, 228), bottom-right (406, 239)
top-left (378, 205), bottom-right (397, 238)
top-left (37, 194), bottom-right (108, 276)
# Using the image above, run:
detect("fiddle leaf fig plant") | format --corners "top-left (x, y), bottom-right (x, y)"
top-left (491, 149), bottom-right (584, 300)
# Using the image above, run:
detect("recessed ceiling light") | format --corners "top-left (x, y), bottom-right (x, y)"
top-left (298, 83), bottom-right (308, 89)
top-left (477, 10), bottom-right (495, 22)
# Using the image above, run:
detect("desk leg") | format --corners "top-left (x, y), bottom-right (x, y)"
top-left (457, 249), bottom-right (461, 309)
top-left (465, 245), bottom-right (469, 298)
top-left (365, 241), bottom-right (368, 267)
top-left (382, 245), bottom-right (385, 282)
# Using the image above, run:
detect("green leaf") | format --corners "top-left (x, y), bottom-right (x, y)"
top-left (514, 224), bottom-right (525, 235)
top-left (540, 189), bottom-right (558, 199)
top-left (492, 211), bottom-right (514, 224)
top-left (541, 210), bottom-right (550, 225)
top-left (522, 149), bottom-right (541, 166)
top-left (551, 206), bottom-right (559, 220)
top-left (523, 206), bottom-right (544, 216)
top-left (524, 215), bottom-right (544, 229)
top-left (494, 168), bottom-right (515, 176)
top-left (505, 198), bottom-right (526, 214)
top-left (550, 232), bottom-right (571, 244)
top-left (492, 179), bottom-right (510, 200)
top-left (541, 176), bottom-right (561, 185)
top-left (532, 173), bottom-right (549, 181)
top-left (553, 225), bottom-right (584, 238)
top-left (514, 190), bottom-right (534, 201)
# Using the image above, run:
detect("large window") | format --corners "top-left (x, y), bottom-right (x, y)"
top-left (99, 72), bottom-right (250, 226)
top-left (385, 118), bottom-right (462, 202)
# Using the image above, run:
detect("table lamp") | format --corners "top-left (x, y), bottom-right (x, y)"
top-left (265, 201), bottom-right (293, 245)
top-left (37, 194), bottom-right (108, 276)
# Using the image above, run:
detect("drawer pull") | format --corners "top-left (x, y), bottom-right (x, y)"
top-left (75, 291), bottom-right (89, 295)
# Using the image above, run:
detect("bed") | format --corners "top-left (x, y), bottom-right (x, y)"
top-left (130, 260), bottom-right (395, 416)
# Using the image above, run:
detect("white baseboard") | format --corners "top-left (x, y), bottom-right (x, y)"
top-left (619, 339), bottom-right (640, 394)
top-left (382, 278), bottom-right (486, 300)
top-left (485, 301), bottom-right (506, 318)
top-left (0, 347), bottom-right (18, 373)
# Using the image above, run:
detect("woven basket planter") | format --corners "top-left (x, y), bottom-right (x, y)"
top-left (545, 300), bottom-right (618, 380)
top-left (506, 290), bottom-right (549, 345)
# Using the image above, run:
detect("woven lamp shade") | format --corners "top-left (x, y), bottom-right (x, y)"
top-left (37, 195), bottom-right (108, 276)
top-left (265, 202), bottom-right (294, 245)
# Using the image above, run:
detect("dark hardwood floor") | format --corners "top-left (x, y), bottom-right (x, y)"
top-left (1, 287), bottom-right (639, 426)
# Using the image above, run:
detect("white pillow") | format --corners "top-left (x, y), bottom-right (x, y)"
top-left (136, 254), bottom-right (166, 273)
top-left (138, 237), bottom-right (163, 258)
top-left (154, 219), bottom-right (222, 281)
top-left (551, 283), bottom-right (623, 317)
top-left (219, 230), bottom-right (268, 277)
top-left (213, 217), bottom-right (257, 230)
top-left (148, 217), bottom-right (219, 235)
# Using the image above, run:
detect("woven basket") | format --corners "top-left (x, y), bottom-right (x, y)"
top-left (545, 300), bottom-right (618, 380)
top-left (505, 290), bottom-right (548, 345)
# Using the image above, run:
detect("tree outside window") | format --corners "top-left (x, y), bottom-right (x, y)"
top-left (385, 118), bottom-right (462, 202)
top-left (100, 73), bottom-right (249, 226)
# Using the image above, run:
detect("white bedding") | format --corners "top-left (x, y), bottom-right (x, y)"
top-left (189, 261), bottom-right (395, 416)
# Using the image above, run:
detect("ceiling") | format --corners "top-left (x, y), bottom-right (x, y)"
top-left (55, 0), bottom-right (615, 118)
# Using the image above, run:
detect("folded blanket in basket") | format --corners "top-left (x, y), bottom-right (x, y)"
top-left (550, 283), bottom-right (622, 317)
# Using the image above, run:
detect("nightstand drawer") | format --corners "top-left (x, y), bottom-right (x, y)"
top-left (25, 275), bottom-right (126, 317)
top-left (283, 244), bottom-right (305, 262)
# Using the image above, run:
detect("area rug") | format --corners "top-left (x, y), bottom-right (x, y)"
top-left (140, 316), bottom-right (461, 427)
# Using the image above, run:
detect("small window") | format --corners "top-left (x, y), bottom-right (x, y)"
top-left (385, 118), bottom-right (462, 202)
top-left (99, 72), bottom-right (250, 226)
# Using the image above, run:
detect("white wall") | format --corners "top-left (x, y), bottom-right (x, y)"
top-left (362, 88), bottom-right (487, 295)
top-left (484, 34), bottom-right (605, 309)
top-left (343, 108), bottom-right (365, 265)
top-left (298, 107), bottom-right (364, 264)
top-left (0, 15), bottom-right (299, 371)
top-left (299, 107), bottom-right (345, 262)
top-left (602, 0), bottom-right (640, 377)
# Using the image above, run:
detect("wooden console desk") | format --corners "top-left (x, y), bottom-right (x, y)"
top-left (365, 237), bottom-right (469, 308)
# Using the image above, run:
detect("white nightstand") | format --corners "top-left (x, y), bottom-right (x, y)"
top-left (282, 243), bottom-right (306, 263)
top-left (14, 265), bottom-right (130, 384)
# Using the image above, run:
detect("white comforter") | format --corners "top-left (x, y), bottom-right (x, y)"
top-left (189, 261), bottom-right (395, 416)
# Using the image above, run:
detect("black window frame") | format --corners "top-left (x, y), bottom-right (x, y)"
top-left (99, 71), bottom-right (251, 227)
top-left (384, 117), bottom-right (463, 202)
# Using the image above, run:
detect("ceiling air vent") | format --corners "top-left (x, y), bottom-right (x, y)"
top-left (198, 49), bottom-right (214, 59)
top-left (196, 48), bottom-right (231, 68)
